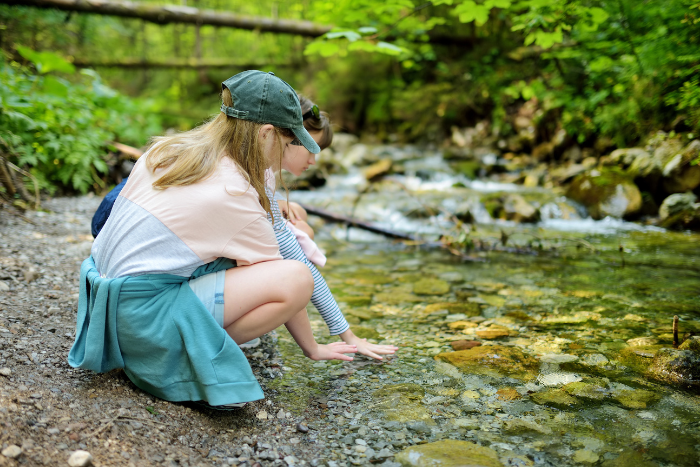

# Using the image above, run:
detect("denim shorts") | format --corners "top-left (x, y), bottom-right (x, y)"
top-left (188, 269), bottom-right (226, 328)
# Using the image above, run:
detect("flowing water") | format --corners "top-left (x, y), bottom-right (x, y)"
top-left (268, 145), bottom-right (700, 467)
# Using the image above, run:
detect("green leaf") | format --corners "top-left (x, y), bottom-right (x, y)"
top-left (358, 27), bottom-right (378, 34)
top-left (43, 76), bottom-right (68, 98)
top-left (16, 46), bottom-right (75, 74)
top-left (588, 7), bottom-right (609, 24)
top-left (485, 0), bottom-right (511, 8)
top-left (304, 41), bottom-right (341, 57)
top-left (376, 41), bottom-right (406, 55)
top-left (326, 30), bottom-right (361, 42)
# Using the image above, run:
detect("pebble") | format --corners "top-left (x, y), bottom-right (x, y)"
top-left (0, 368), bottom-right (11, 377)
top-left (0, 281), bottom-right (9, 292)
top-left (67, 450), bottom-right (93, 467)
top-left (256, 410), bottom-right (268, 420)
top-left (277, 408), bottom-right (286, 419)
top-left (296, 422), bottom-right (309, 433)
top-left (1, 445), bottom-right (22, 459)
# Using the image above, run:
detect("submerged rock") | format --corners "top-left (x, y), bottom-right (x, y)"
top-left (566, 169), bottom-right (642, 219)
top-left (502, 419), bottom-right (551, 435)
top-left (601, 450), bottom-right (658, 467)
top-left (435, 345), bottom-right (538, 380)
top-left (612, 389), bottom-right (660, 409)
top-left (475, 325), bottom-right (513, 340)
top-left (371, 384), bottom-right (435, 425)
top-left (530, 388), bottom-right (581, 408)
top-left (395, 440), bottom-right (503, 467)
top-left (413, 279), bottom-right (450, 295)
top-left (647, 348), bottom-right (700, 389)
top-left (616, 345), bottom-right (664, 373)
top-left (425, 302), bottom-right (481, 316)
top-left (563, 381), bottom-right (608, 400)
top-left (450, 340), bottom-right (482, 351)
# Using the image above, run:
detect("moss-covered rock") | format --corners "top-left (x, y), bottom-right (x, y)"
top-left (338, 295), bottom-right (373, 307)
top-left (374, 291), bottom-right (424, 304)
top-left (413, 279), bottom-right (451, 295)
top-left (616, 345), bottom-right (664, 373)
top-left (600, 450), bottom-right (658, 467)
top-left (395, 440), bottom-right (503, 467)
top-left (530, 388), bottom-right (581, 409)
top-left (502, 419), bottom-right (552, 435)
top-left (475, 325), bottom-right (513, 339)
top-left (371, 384), bottom-right (435, 425)
top-left (612, 389), bottom-right (660, 409)
top-left (679, 336), bottom-right (700, 352)
top-left (562, 381), bottom-right (608, 400)
top-left (647, 348), bottom-right (700, 388)
top-left (352, 326), bottom-right (381, 340)
top-left (435, 345), bottom-right (538, 380)
top-left (424, 302), bottom-right (482, 316)
top-left (566, 168), bottom-right (642, 219)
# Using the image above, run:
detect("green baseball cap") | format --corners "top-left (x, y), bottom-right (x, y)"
top-left (221, 70), bottom-right (320, 154)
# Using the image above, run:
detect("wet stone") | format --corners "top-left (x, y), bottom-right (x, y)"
top-left (413, 279), bottom-right (450, 295)
top-left (395, 440), bottom-right (502, 467)
top-left (435, 345), bottom-right (539, 380)
top-left (502, 419), bottom-right (551, 435)
top-left (612, 389), bottom-right (660, 409)
top-left (530, 388), bottom-right (581, 409)
top-left (563, 381), bottom-right (608, 400)
top-left (648, 348), bottom-right (700, 388)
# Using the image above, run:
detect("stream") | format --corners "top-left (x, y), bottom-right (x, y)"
top-left (268, 143), bottom-right (700, 466)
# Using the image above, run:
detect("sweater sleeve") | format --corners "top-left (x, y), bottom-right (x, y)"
top-left (265, 186), bottom-right (350, 336)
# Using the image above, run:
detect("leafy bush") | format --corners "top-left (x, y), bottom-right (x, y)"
top-left (0, 50), bottom-right (162, 194)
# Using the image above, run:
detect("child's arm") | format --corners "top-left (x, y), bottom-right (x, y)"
top-left (266, 186), bottom-right (351, 335)
top-left (266, 187), bottom-right (398, 360)
top-left (285, 308), bottom-right (356, 361)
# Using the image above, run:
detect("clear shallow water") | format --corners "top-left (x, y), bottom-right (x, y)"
top-left (271, 153), bottom-right (700, 466)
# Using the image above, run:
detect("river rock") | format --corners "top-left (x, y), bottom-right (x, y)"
top-left (371, 384), bottom-right (435, 425)
top-left (679, 336), bottom-right (700, 352)
top-left (435, 345), bottom-right (538, 380)
top-left (612, 389), bottom-right (660, 409)
top-left (502, 194), bottom-right (540, 223)
top-left (658, 192), bottom-right (700, 230)
top-left (601, 450), bottom-right (657, 467)
top-left (450, 340), bottom-right (481, 351)
top-left (364, 159), bottom-right (393, 181)
top-left (330, 133), bottom-right (359, 157)
top-left (413, 279), bottom-right (450, 295)
top-left (562, 381), bottom-right (608, 400)
top-left (475, 325), bottom-right (512, 339)
top-left (616, 345), bottom-right (663, 373)
top-left (647, 348), bottom-right (700, 388)
top-left (530, 388), bottom-right (581, 408)
top-left (67, 450), bottom-right (93, 467)
top-left (566, 169), bottom-right (642, 219)
top-left (395, 440), bottom-right (503, 467)
top-left (2, 445), bottom-right (22, 459)
top-left (502, 419), bottom-right (551, 435)
top-left (573, 450), bottom-right (599, 464)
top-left (424, 302), bottom-right (481, 316)
top-left (661, 139), bottom-right (700, 193)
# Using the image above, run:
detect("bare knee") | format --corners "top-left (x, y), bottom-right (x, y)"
top-left (280, 260), bottom-right (314, 302)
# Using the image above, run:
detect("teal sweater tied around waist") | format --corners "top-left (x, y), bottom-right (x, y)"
top-left (68, 256), bottom-right (264, 405)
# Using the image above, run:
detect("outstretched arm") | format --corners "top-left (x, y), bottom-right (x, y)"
top-left (266, 186), bottom-right (350, 336)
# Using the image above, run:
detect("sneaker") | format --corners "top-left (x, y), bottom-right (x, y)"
top-left (239, 337), bottom-right (261, 349)
top-left (193, 400), bottom-right (247, 411)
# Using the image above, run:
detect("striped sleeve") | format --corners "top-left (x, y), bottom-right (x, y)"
top-left (265, 187), bottom-right (350, 335)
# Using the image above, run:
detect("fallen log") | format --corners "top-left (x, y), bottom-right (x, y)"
top-left (298, 203), bottom-right (418, 241)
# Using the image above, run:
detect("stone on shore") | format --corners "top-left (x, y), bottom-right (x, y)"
top-left (566, 169), bottom-right (642, 219)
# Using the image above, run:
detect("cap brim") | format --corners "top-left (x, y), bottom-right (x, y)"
top-left (291, 126), bottom-right (321, 154)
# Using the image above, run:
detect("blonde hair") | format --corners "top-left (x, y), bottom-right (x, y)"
top-left (144, 88), bottom-right (292, 220)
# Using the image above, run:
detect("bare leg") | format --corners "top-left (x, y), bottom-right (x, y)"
top-left (223, 260), bottom-right (313, 344)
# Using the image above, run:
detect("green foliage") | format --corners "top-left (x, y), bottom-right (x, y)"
top-left (0, 52), bottom-right (162, 194)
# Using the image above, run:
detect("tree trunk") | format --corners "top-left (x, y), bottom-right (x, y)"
top-left (2, 0), bottom-right (332, 37)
